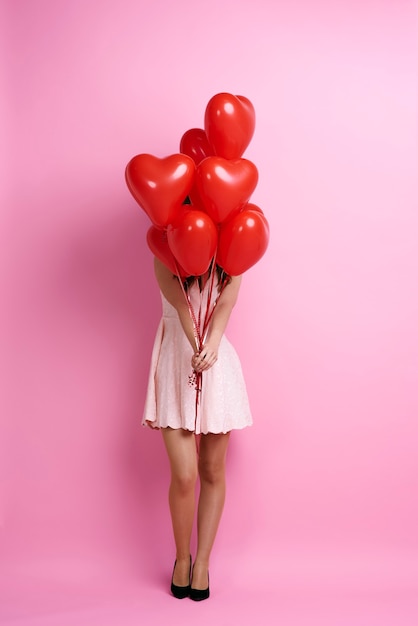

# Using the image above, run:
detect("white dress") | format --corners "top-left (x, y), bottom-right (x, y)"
top-left (142, 279), bottom-right (253, 435)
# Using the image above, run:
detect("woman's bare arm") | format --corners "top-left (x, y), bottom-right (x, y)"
top-left (154, 257), bottom-right (199, 351)
top-left (192, 275), bottom-right (242, 372)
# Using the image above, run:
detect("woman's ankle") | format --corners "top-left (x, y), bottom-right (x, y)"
top-left (191, 559), bottom-right (209, 589)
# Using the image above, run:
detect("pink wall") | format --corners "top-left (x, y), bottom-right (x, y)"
top-left (1, 0), bottom-right (417, 608)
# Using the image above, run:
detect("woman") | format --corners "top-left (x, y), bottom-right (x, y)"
top-left (143, 257), bottom-right (252, 600)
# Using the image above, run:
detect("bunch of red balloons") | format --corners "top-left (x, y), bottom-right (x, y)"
top-left (125, 92), bottom-right (269, 277)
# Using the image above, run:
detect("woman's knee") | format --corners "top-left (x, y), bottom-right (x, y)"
top-left (171, 468), bottom-right (198, 494)
top-left (198, 457), bottom-right (225, 485)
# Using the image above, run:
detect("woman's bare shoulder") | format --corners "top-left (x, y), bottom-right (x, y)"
top-left (153, 257), bottom-right (184, 308)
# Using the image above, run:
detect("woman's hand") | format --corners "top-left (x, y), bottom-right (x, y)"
top-left (191, 344), bottom-right (218, 372)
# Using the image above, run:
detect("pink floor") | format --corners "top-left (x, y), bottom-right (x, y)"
top-left (1, 550), bottom-right (417, 626)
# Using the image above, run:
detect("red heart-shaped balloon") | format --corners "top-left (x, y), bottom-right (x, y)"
top-left (195, 157), bottom-right (258, 224)
top-left (146, 226), bottom-right (188, 277)
top-left (167, 210), bottom-right (218, 276)
top-left (245, 202), bottom-right (265, 215)
top-left (217, 208), bottom-right (269, 276)
top-left (125, 153), bottom-right (195, 229)
top-left (180, 128), bottom-right (215, 166)
top-left (180, 128), bottom-right (215, 208)
top-left (204, 93), bottom-right (255, 160)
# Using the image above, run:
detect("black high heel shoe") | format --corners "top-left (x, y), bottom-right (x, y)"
top-left (190, 569), bottom-right (210, 601)
top-left (170, 556), bottom-right (192, 599)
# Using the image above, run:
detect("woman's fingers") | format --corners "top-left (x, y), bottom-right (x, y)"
top-left (191, 350), bottom-right (217, 372)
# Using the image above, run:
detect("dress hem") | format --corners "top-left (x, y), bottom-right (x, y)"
top-left (141, 420), bottom-right (252, 436)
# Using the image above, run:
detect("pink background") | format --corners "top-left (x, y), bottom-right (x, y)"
top-left (1, 0), bottom-right (417, 624)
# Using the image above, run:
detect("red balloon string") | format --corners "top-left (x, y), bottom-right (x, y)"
top-left (174, 256), bottom-right (229, 432)
top-left (174, 259), bottom-right (203, 429)
top-left (201, 256), bottom-right (217, 343)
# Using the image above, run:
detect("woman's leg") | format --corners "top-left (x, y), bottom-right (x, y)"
top-left (161, 427), bottom-right (198, 586)
top-left (192, 432), bottom-right (231, 589)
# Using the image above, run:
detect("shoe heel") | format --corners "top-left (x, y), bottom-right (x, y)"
top-left (171, 556), bottom-right (192, 599)
top-left (190, 571), bottom-right (210, 601)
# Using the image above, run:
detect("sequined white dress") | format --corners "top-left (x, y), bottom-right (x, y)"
top-left (142, 279), bottom-right (253, 435)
